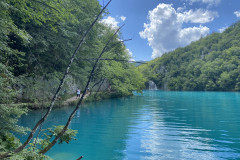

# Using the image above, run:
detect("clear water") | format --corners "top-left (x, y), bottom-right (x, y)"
top-left (18, 91), bottom-right (240, 160)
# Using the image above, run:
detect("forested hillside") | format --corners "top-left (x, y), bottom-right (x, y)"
top-left (0, 0), bottom-right (145, 159)
top-left (139, 21), bottom-right (240, 91)
top-left (1, 0), bottom-right (145, 103)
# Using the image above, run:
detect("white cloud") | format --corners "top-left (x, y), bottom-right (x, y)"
top-left (101, 16), bottom-right (127, 30)
top-left (234, 11), bottom-right (240, 17)
top-left (189, 0), bottom-right (221, 6)
top-left (218, 26), bottom-right (227, 33)
top-left (179, 25), bottom-right (209, 44)
top-left (120, 16), bottom-right (126, 22)
top-left (179, 9), bottom-right (218, 23)
top-left (101, 16), bottom-right (133, 60)
top-left (177, 6), bottom-right (186, 12)
top-left (139, 3), bottom-right (212, 58)
top-left (125, 48), bottom-right (134, 61)
top-left (100, 16), bottom-right (119, 29)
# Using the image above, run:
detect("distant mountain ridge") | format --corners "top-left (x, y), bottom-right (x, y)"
top-left (139, 21), bottom-right (240, 91)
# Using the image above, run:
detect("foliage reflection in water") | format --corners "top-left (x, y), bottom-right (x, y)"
top-left (18, 91), bottom-right (240, 160)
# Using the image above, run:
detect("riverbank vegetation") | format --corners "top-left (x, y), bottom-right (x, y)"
top-left (139, 21), bottom-right (240, 91)
top-left (0, 0), bottom-right (145, 159)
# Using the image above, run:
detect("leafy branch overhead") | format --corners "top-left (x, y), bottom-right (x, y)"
top-left (0, 0), bottom-right (146, 159)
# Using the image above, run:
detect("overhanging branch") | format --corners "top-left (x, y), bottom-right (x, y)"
top-left (39, 24), bottom-right (124, 154)
top-left (0, 0), bottom-right (113, 158)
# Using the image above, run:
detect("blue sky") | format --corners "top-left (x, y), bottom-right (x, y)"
top-left (99, 0), bottom-right (240, 61)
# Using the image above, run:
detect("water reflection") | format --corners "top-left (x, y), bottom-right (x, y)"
top-left (125, 91), bottom-right (240, 159)
top-left (18, 91), bottom-right (240, 160)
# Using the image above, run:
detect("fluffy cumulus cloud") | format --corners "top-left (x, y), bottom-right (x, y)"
top-left (234, 11), bottom-right (240, 17)
top-left (189, 0), bottom-right (221, 6)
top-left (101, 15), bottom-right (127, 29)
top-left (179, 9), bottom-right (218, 23)
top-left (139, 4), bottom-right (217, 58)
top-left (179, 25), bottom-right (209, 44)
top-left (100, 16), bottom-right (119, 29)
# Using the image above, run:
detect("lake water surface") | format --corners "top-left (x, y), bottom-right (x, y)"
top-left (19, 91), bottom-right (240, 160)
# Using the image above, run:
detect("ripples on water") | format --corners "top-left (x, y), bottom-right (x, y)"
top-left (18, 91), bottom-right (240, 160)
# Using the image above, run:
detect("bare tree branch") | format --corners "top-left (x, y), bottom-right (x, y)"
top-left (0, 1), bottom-right (112, 158)
top-left (94, 78), bottom-right (107, 100)
top-left (39, 24), bottom-right (124, 154)
top-left (89, 77), bottom-right (105, 95)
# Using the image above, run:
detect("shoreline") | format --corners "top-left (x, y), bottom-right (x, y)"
top-left (19, 91), bottom-right (130, 110)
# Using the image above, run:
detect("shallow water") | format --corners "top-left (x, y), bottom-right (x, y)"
top-left (18, 91), bottom-right (240, 160)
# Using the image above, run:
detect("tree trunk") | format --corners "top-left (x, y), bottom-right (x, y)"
top-left (94, 78), bottom-right (106, 100)
top-left (39, 24), bottom-right (124, 154)
top-left (0, 1), bottom-right (112, 159)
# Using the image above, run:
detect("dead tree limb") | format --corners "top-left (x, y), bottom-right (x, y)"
top-left (0, 1), bottom-right (112, 159)
top-left (94, 78), bottom-right (106, 100)
top-left (39, 25), bottom-right (124, 154)
top-left (89, 77), bottom-right (105, 96)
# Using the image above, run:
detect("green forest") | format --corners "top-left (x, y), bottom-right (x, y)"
top-left (1, 0), bottom-right (240, 159)
top-left (139, 21), bottom-right (240, 91)
top-left (0, 0), bottom-right (145, 159)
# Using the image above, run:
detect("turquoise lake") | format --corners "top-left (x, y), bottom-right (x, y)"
top-left (18, 91), bottom-right (240, 160)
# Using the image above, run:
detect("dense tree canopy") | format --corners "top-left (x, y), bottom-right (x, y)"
top-left (139, 21), bottom-right (240, 91)
top-left (0, 0), bottom-right (145, 159)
